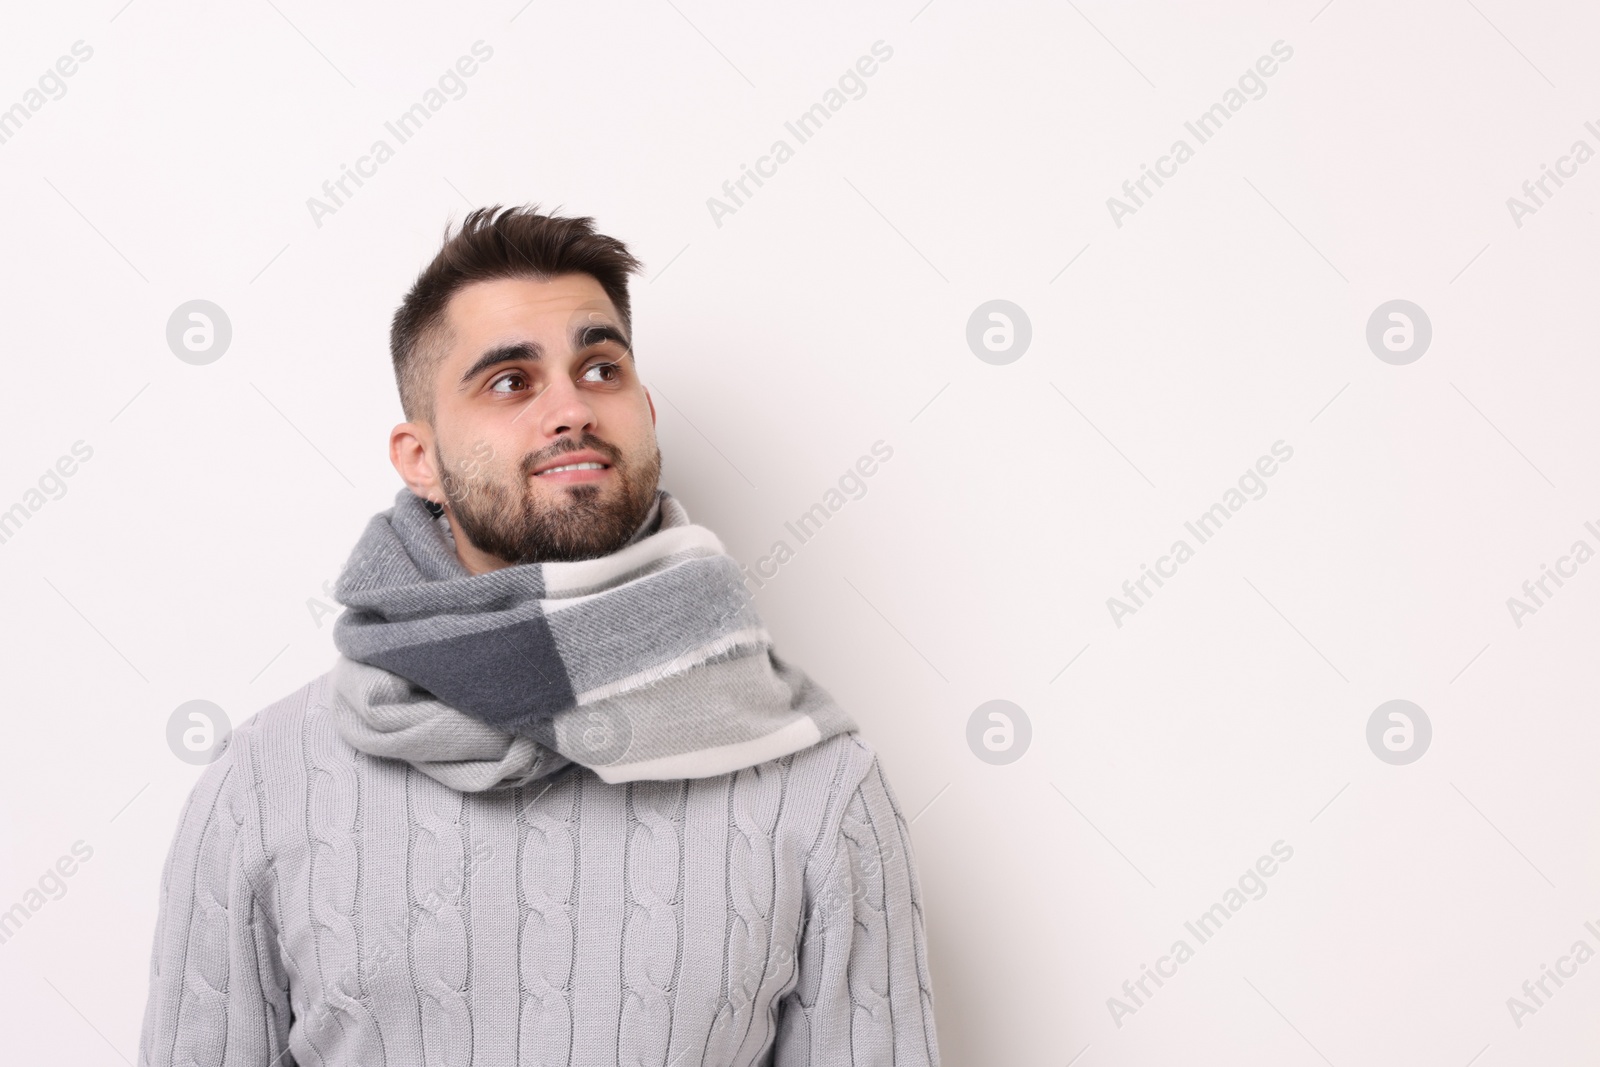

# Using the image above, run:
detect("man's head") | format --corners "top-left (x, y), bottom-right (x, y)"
top-left (388, 205), bottom-right (662, 574)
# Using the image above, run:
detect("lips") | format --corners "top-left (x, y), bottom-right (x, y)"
top-left (531, 449), bottom-right (612, 476)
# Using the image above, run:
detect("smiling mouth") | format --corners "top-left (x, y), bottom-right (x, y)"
top-left (532, 460), bottom-right (613, 483)
top-left (535, 461), bottom-right (608, 475)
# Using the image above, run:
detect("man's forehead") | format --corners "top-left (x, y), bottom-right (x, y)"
top-left (443, 275), bottom-right (620, 343)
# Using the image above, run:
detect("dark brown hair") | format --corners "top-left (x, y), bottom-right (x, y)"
top-left (389, 204), bottom-right (643, 423)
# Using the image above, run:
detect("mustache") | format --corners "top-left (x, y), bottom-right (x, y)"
top-left (519, 435), bottom-right (622, 476)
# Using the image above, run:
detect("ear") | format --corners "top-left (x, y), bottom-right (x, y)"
top-left (645, 386), bottom-right (656, 427)
top-left (390, 421), bottom-right (443, 504)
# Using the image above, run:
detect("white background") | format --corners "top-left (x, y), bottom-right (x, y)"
top-left (1, 1), bottom-right (1597, 1063)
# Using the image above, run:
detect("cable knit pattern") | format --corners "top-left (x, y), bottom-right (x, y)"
top-left (516, 772), bottom-right (579, 1061)
top-left (138, 670), bottom-right (940, 1066)
top-left (713, 763), bottom-right (786, 1065)
top-left (411, 763), bottom-right (472, 1065)
top-left (619, 778), bottom-right (684, 1064)
top-left (775, 761), bottom-right (940, 1066)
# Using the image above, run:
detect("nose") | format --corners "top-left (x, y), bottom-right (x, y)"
top-left (529, 372), bottom-right (597, 439)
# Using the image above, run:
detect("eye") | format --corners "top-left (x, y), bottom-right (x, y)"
top-left (582, 361), bottom-right (621, 383)
top-left (488, 371), bottom-right (528, 394)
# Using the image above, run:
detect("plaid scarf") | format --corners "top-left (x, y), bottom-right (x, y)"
top-left (326, 487), bottom-right (855, 791)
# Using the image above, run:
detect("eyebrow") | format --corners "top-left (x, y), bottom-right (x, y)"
top-left (456, 321), bottom-right (632, 388)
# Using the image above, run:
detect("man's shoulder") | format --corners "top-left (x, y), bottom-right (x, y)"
top-left (221, 667), bottom-right (344, 778)
top-left (783, 727), bottom-right (880, 791)
top-left (235, 666), bottom-right (334, 733)
top-left (777, 727), bottom-right (911, 845)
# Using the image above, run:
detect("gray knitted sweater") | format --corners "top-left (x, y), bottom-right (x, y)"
top-left (137, 670), bottom-right (941, 1066)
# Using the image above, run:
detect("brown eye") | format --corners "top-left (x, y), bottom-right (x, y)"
top-left (582, 362), bottom-right (620, 383)
top-left (489, 371), bottom-right (527, 393)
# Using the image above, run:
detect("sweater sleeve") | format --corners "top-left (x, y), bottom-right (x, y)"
top-left (773, 755), bottom-right (942, 1066)
top-left (138, 734), bottom-right (294, 1067)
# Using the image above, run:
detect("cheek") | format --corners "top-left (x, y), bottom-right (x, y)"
top-left (445, 434), bottom-right (517, 483)
top-left (600, 394), bottom-right (658, 450)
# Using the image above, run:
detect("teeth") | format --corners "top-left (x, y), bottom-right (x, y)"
top-left (539, 462), bottom-right (605, 475)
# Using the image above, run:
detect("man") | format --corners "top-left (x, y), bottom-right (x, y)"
top-left (137, 205), bottom-right (941, 1066)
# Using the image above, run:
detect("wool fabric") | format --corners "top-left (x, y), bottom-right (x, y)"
top-left (137, 671), bottom-right (941, 1066)
top-left (326, 487), bottom-right (858, 788)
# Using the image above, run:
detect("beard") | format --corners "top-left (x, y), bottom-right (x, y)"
top-left (436, 433), bottom-right (663, 565)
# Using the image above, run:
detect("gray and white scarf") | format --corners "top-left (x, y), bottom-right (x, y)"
top-left (327, 487), bottom-right (855, 792)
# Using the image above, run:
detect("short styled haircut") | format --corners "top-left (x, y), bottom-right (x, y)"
top-left (389, 204), bottom-right (643, 424)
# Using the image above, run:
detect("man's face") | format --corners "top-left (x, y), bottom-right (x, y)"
top-left (393, 272), bottom-right (661, 571)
